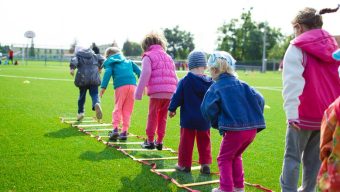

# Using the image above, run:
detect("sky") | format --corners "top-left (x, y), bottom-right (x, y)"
top-left (1, 0), bottom-right (339, 52)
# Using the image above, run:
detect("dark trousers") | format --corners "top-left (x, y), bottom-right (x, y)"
top-left (78, 86), bottom-right (100, 114)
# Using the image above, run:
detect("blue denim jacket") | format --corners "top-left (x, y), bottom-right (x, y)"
top-left (201, 73), bottom-right (266, 135)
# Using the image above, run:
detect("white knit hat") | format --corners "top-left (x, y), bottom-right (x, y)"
top-left (207, 51), bottom-right (236, 70)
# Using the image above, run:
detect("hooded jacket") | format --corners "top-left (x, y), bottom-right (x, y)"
top-left (100, 53), bottom-right (141, 89)
top-left (283, 29), bottom-right (340, 130)
top-left (70, 48), bottom-right (104, 87)
top-left (168, 72), bottom-right (213, 131)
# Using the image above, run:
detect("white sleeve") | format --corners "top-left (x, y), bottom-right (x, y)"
top-left (282, 44), bottom-right (305, 120)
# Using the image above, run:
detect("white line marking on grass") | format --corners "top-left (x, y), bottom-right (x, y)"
top-left (254, 86), bottom-right (282, 92)
top-left (73, 124), bottom-right (111, 128)
top-left (181, 180), bottom-right (220, 187)
top-left (133, 157), bottom-right (178, 161)
top-left (0, 75), bottom-right (73, 81)
top-left (118, 148), bottom-right (175, 152)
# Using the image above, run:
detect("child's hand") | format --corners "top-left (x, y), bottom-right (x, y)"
top-left (169, 111), bottom-right (176, 118)
top-left (70, 69), bottom-right (75, 76)
top-left (98, 68), bottom-right (102, 74)
top-left (288, 120), bottom-right (300, 130)
top-left (99, 88), bottom-right (106, 98)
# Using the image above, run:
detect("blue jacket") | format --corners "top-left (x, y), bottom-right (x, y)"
top-left (201, 73), bottom-right (265, 135)
top-left (169, 72), bottom-right (213, 131)
top-left (101, 53), bottom-right (141, 89)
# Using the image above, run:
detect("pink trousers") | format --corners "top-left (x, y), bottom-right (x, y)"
top-left (146, 98), bottom-right (170, 143)
top-left (178, 128), bottom-right (212, 167)
top-left (217, 129), bottom-right (257, 192)
top-left (112, 85), bottom-right (136, 132)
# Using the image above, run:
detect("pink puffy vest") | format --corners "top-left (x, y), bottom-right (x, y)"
top-left (143, 45), bottom-right (178, 95)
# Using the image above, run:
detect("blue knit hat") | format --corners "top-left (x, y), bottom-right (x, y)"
top-left (188, 51), bottom-right (207, 70)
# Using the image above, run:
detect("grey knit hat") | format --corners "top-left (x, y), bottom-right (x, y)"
top-left (188, 51), bottom-right (207, 70)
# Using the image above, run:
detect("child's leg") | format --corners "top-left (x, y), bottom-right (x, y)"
top-left (155, 99), bottom-right (170, 144)
top-left (89, 85), bottom-right (100, 110)
top-left (121, 85), bottom-right (136, 132)
top-left (112, 86), bottom-right (127, 129)
top-left (232, 130), bottom-right (256, 189)
top-left (178, 128), bottom-right (195, 167)
top-left (196, 129), bottom-right (212, 165)
top-left (78, 87), bottom-right (87, 114)
top-left (146, 98), bottom-right (159, 142)
top-left (217, 130), bottom-right (256, 192)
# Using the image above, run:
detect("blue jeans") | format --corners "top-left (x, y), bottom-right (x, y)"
top-left (280, 125), bottom-right (321, 192)
top-left (78, 86), bottom-right (100, 114)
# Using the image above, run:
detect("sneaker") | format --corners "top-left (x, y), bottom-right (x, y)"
top-left (155, 142), bottom-right (163, 150)
top-left (94, 103), bottom-right (102, 120)
top-left (77, 113), bottom-right (84, 121)
top-left (200, 164), bottom-right (211, 174)
top-left (175, 164), bottom-right (191, 173)
top-left (108, 128), bottom-right (119, 141)
top-left (233, 188), bottom-right (244, 192)
top-left (118, 131), bottom-right (127, 141)
top-left (141, 140), bottom-right (155, 149)
top-left (212, 188), bottom-right (225, 192)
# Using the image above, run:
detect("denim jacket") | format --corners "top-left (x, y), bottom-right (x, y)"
top-left (201, 73), bottom-right (266, 135)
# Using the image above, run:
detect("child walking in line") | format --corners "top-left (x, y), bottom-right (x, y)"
top-left (100, 47), bottom-right (141, 141)
top-left (280, 6), bottom-right (340, 192)
top-left (201, 51), bottom-right (266, 192)
top-left (70, 46), bottom-right (104, 121)
top-left (135, 32), bottom-right (178, 150)
top-left (168, 51), bottom-right (213, 174)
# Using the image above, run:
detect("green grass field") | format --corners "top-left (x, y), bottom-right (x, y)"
top-left (0, 62), bottom-right (286, 192)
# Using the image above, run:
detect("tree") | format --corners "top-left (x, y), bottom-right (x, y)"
top-left (69, 39), bottom-right (78, 54)
top-left (163, 26), bottom-right (195, 59)
top-left (122, 40), bottom-right (142, 56)
top-left (267, 34), bottom-right (294, 60)
top-left (217, 8), bottom-right (284, 62)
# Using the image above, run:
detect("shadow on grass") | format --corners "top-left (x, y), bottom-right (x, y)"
top-left (79, 146), bottom-right (125, 161)
top-left (117, 165), bottom-right (174, 192)
top-left (44, 127), bottom-right (84, 138)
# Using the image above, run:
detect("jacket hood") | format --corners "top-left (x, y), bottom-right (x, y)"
top-left (292, 29), bottom-right (338, 63)
top-left (187, 72), bottom-right (213, 95)
top-left (106, 53), bottom-right (126, 64)
top-left (76, 48), bottom-right (95, 59)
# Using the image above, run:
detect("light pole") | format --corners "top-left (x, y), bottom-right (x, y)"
top-left (261, 27), bottom-right (267, 73)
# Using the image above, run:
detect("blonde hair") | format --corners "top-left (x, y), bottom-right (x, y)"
top-left (292, 6), bottom-right (339, 29)
top-left (210, 58), bottom-right (237, 77)
top-left (141, 31), bottom-right (167, 51)
top-left (104, 47), bottom-right (120, 58)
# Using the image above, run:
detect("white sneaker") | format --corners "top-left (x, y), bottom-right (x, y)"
top-left (233, 188), bottom-right (244, 192)
top-left (77, 113), bottom-right (84, 121)
top-left (94, 103), bottom-right (102, 120)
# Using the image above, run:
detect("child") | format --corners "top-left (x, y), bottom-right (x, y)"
top-left (280, 6), bottom-right (340, 192)
top-left (135, 32), bottom-right (178, 150)
top-left (201, 51), bottom-right (265, 192)
top-left (168, 51), bottom-right (213, 174)
top-left (70, 46), bottom-right (104, 121)
top-left (317, 96), bottom-right (340, 191)
top-left (100, 47), bottom-right (141, 141)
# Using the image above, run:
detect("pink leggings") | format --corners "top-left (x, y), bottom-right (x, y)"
top-left (217, 129), bottom-right (257, 191)
top-left (112, 85), bottom-right (136, 132)
top-left (145, 98), bottom-right (170, 143)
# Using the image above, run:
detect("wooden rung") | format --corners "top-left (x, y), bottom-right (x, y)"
top-left (99, 134), bottom-right (137, 137)
top-left (134, 157), bottom-right (178, 161)
top-left (73, 124), bottom-right (111, 128)
top-left (60, 117), bottom-right (93, 120)
top-left (83, 128), bottom-right (113, 132)
top-left (65, 120), bottom-right (97, 124)
top-left (108, 141), bottom-right (142, 145)
top-left (181, 180), bottom-right (220, 187)
top-left (154, 166), bottom-right (201, 173)
top-left (118, 148), bottom-right (174, 152)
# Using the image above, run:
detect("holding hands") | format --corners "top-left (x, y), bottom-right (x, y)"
top-left (169, 111), bottom-right (176, 118)
top-left (100, 88), bottom-right (106, 98)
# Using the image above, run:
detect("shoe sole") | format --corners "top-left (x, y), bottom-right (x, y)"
top-left (95, 104), bottom-right (102, 120)
top-left (77, 116), bottom-right (84, 121)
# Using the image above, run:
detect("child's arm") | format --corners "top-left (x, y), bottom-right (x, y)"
top-left (100, 64), bottom-right (113, 93)
top-left (320, 103), bottom-right (337, 161)
top-left (70, 57), bottom-right (78, 76)
top-left (135, 57), bottom-right (152, 100)
top-left (282, 44), bottom-right (305, 124)
top-left (168, 79), bottom-right (184, 117)
top-left (132, 61), bottom-right (141, 78)
top-left (201, 88), bottom-right (220, 129)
